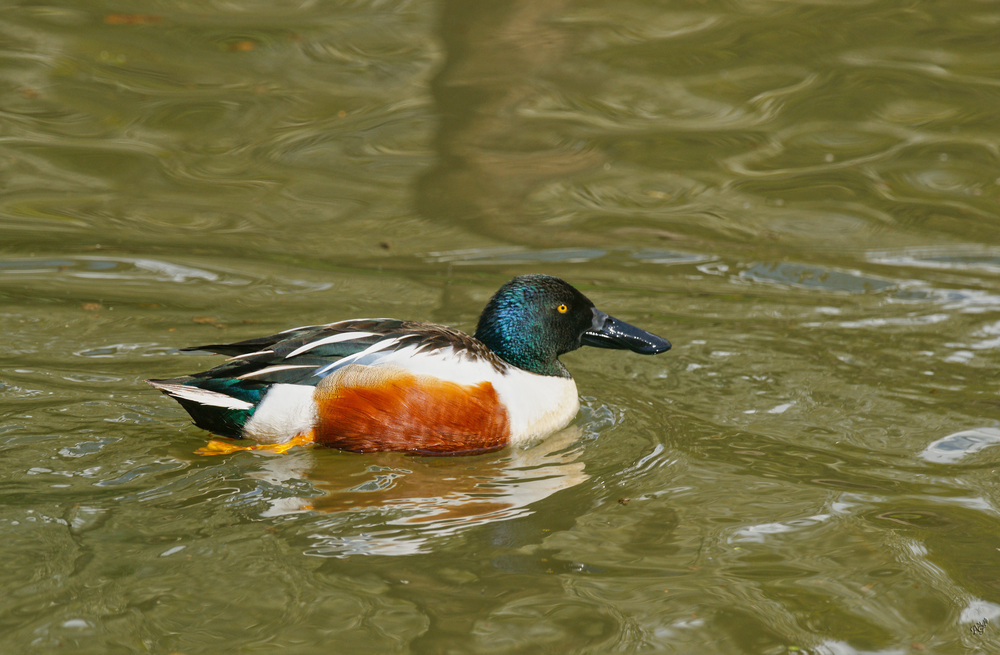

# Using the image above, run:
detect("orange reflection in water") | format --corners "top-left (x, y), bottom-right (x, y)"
top-left (251, 427), bottom-right (588, 531)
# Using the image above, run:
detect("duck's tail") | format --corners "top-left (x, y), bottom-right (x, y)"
top-left (147, 377), bottom-right (258, 438)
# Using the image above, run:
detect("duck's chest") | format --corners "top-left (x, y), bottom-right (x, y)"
top-left (492, 371), bottom-right (580, 443)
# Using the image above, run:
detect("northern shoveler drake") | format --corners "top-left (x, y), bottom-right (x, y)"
top-left (148, 274), bottom-right (671, 455)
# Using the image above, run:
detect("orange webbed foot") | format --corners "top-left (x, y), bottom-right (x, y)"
top-left (195, 431), bottom-right (315, 456)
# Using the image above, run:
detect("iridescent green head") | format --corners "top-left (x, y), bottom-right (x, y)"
top-left (474, 275), bottom-right (671, 377)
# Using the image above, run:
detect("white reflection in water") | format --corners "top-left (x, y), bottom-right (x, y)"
top-left (423, 245), bottom-right (712, 267)
top-left (809, 313), bottom-right (950, 329)
top-left (920, 427), bottom-right (1000, 464)
top-left (963, 320), bottom-right (1000, 350)
top-left (729, 513), bottom-right (832, 544)
top-left (79, 257), bottom-right (222, 283)
top-left (424, 247), bottom-right (606, 265)
top-left (936, 289), bottom-right (1000, 314)
top-left (869, 247), bottom-right (1000, 275)
top-left (743, 401), bottom-right (795, 415)
top-left (0, 255), bottom-right (322, 292)
top-left (247, 427), bottom-right (589, 557)
top-left (960, 599), bottom-right (1000, 626)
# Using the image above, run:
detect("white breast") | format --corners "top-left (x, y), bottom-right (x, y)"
top-left (492, 370), bottom-right (580, 443)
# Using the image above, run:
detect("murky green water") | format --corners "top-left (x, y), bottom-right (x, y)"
top-left (2, 0), bottom-right (1000, 652)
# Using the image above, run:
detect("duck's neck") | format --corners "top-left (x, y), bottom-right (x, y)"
top-left (474, 326), bottom-right (570, 378)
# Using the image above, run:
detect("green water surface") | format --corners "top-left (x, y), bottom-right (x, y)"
top-left (2, 0), bottom-right (999, 653)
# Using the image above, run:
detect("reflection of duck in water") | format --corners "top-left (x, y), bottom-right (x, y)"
top-left (149, 275), bottom-right (670, 455)
top-left (254, 425), bottom-right (590, 543)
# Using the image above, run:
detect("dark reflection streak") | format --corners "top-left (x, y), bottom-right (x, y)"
top-left (415, 0), bottom-right (604, 241)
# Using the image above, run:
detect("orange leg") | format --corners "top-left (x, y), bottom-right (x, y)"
top-left (195, 431), bottom-right (315, 456)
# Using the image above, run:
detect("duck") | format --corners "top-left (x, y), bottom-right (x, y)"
top-left (148, 274), bottom-right (671, 455)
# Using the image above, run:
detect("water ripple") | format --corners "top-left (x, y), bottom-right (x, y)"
top-left (870, 247), bottom-right (1000, 274)
top-left (740, 261), bottom-right (896, 294)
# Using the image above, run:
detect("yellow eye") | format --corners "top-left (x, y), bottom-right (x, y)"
top-left (557, 304), bottom-right (568, 314)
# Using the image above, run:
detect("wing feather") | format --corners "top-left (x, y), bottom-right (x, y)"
top-left (173, 319), bottom-right (504, 388)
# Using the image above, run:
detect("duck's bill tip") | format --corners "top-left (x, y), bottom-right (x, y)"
top-left (582, 312), bottom-right (671, 355)
top-left (629, 337), bottom-right (672, 355)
